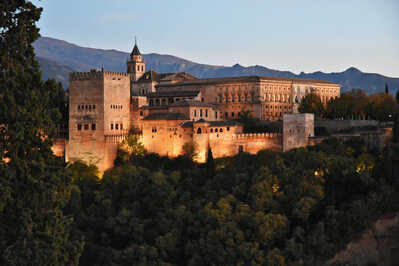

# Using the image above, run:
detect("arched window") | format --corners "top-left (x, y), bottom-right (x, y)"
top-left (197, 128), bottom-right (202, 134)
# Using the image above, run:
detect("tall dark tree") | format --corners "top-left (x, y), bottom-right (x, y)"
top-left (393, 114), bottom-right (399, 143)
top-left (206, 145), bottom-right (215, 178)
top-left (396, 90), bottom-right (399, 104)
top-left (0, 1), bottom-right (83, 265)
top-left (298, 93), bottom-right (325, 118)
top-left (385, 83), bottom-right (389, 94)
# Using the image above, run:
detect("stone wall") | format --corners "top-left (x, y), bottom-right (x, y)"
top-left (316, 119), bottom-right (378, 133)
top-left (283, 113), bottom-right (314, 151)
top-left (66, 71), bottom-right (130, 173)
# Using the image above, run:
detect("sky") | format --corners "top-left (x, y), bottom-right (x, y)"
top-left (32, 0), bottom-right (399, 77)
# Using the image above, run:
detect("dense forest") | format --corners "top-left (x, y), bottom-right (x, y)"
top-left (65, 137), bottom-right (399, 266)
top-left (1, 1), bottom-right (399, 265)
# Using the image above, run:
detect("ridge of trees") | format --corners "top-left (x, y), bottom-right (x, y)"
top-left (66, 137), bottom-right (399, 265)
top-left (299, 89), bottom-right (398, 121)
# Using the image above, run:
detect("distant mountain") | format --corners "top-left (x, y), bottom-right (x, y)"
top-left (33, 37), bottom-right (399, 95)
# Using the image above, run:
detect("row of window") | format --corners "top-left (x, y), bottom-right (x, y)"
top-left (197, 126), bottom-right (230, 134)
top-left (111, 104), bottom-right (123, 109)
top-left (217, 95), bottom-right (255, 103)
top-left (77, 123), bottom-right (96, 131)
top-left (193, 109), bottom-right (210, 118)
top-left (148, 97), bottom-right (195, 106)
top-left (110, 123), bottom-right (123, 130)
top-left (265, 105), bottom-right (292, 110)
top-left (78, 104), bottom-right (96, 111)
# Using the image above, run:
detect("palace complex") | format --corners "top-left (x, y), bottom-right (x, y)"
top-left (63, 41), bottom-right (341, 172)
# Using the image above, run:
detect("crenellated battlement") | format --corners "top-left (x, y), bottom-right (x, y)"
top-left (70, 71), bottom-right (129, 81)
top-left (103, 71), bottom-right (129, 79)
top-left (232, 132), bottom-right (282, 139)
top-left (70, 71), bottom-right (103, 81)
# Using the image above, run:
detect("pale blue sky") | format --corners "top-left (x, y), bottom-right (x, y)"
top-left (33, 0), bottom-right (399, 77)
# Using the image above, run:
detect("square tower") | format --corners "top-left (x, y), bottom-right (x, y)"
top-left (66, 70), bottom-right (130, 172)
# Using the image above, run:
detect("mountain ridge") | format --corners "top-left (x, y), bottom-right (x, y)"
top-left (33, 37), bottom-right (399, 94)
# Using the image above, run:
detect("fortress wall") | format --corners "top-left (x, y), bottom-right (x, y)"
top-left (316, 119), bottom-right (378, 133)
top-left (194, 132), bottom-right (283, 162)
top-left (141, 120), bottom-right (192, 158)
top-left (283, 113), bottom-right (314, 151)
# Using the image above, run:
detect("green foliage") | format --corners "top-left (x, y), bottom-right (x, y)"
top-left (298, 93), bottom-right (325, 117)
top-left (117, 135), bottom-right (146, 162)
top-left (326, 89), bottom-right (398, 121)
top-left (0, 1), bottom-right (83, 264)
top-left (66, 138), bottom-right (399, 265)
top-left (182, 140), bottom-right (199, 160)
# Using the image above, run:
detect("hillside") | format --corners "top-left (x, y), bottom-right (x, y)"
top-left (33, 37), bottom-right (399, 94)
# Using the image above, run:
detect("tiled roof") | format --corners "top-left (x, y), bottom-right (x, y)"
top-left (136, 70), bottom-right (198, 83)
top-left (143, 112), bottom-right (189, 120)
top-left (169, 100), bottom-right (214, 108)
top-left (208, 121), bottom-right (242, 126)
top-left (140, 105), bottom-right (168, 110)
top-left (181, 120), bottom-right (243, 127)
top-left (147, 90), bottom-right (200, 98)
top-left (156, 75), bottom-right (340, 87)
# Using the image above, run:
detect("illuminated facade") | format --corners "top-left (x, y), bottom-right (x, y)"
top-left (64, 41), bottom-right (338, 172)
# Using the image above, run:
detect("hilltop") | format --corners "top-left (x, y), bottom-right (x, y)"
top-left (33, 37), bottom-right (399, 94)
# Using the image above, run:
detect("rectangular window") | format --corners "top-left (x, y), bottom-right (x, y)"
top-left (93, 105), bottom-right (96, 110)
top-left (84, 124), bottom-right (89, 130)
top-left (194, 109), bottom-right (197, 117)
top-left (111, 124), bottom-right (113, 130)
top-left (77, 124), bottom-right (82, 131)
top-left (77, 105), bottom-right (80, 111)
top-left (91, 124), bottom-right (96, 130)
top-left (115, 124), bottom-right (119, 130)
top-left (200, 109), bottom-right (203, 117)
top-left (140, 111), bottom-right (143, 116)
top-left (205, 109), bottom-right (208, 117)
top-left (120, 124), bottom-right (123, 130)
top-left (215, 111), bottom-right (218, 119)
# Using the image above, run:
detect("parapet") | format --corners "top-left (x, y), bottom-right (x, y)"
top-left (232, 132), bottom-right (282, 139)
top-left (70, 70), bottom-right (129, 81)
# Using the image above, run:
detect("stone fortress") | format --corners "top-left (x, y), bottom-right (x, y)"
top-left (64, 41), bottom-right (341, 172)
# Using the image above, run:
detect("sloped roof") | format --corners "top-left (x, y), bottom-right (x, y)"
top-left (143, 112), bottom-right (189, 120)
top-left (169, 100), bottom-right (214, 107)
top-left (156, 75), bottom-right (340, 87)
top-left (147, 90), bottom-right (200, 98)
top-left (136, 70), bottom-right (198, 83)
top-left (131, 44), bottom-right (141, 56)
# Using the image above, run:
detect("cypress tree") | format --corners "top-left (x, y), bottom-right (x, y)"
top-left (0, 1), bottom-right (83, 265)
top-left (206, 145), bottom-right (215, 178)
top-left (385, 83), bottom-right (389, 94)
top-left (393, 114), bottom-right (399, 143)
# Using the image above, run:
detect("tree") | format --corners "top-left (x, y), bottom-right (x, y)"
top-left (393, 114), bottom-right (399, 143)
top-left (118, 134), bottom-right (146, 162)
top-left (396, 90), bottom-right (399, 104)
top-left (298, 93), bottom-right (325, 118)
top-left (0, 1), bottom-right (83, 264)
top-left (385, 83), bottom-right (389, 94)
top-left (182, 140), bottom-right (198, 160)
top-left (206, 145), bottom-right (215, 177)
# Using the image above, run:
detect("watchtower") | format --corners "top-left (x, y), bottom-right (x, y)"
top-left (126, 38), bottom-right (145, 82)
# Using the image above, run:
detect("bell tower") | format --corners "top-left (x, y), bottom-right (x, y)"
top-left (127, 38), bottom-right (145, 82)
